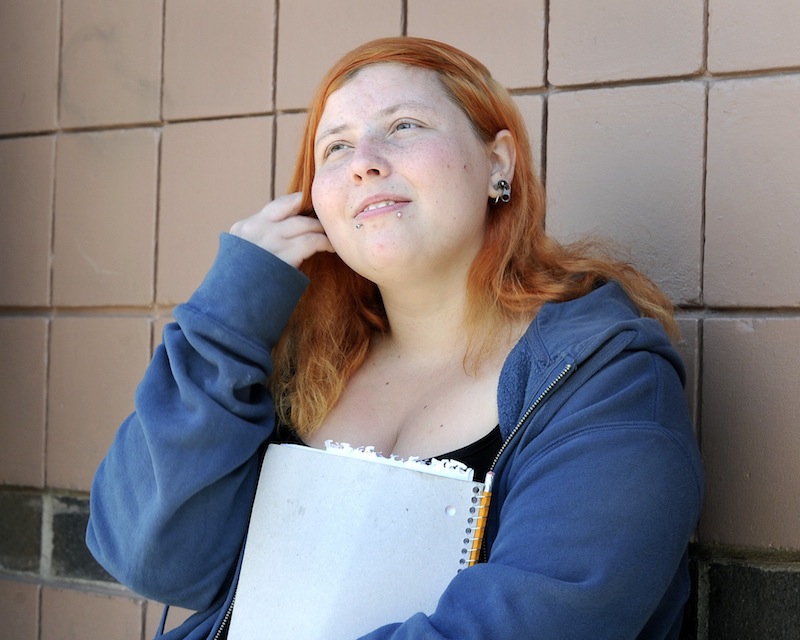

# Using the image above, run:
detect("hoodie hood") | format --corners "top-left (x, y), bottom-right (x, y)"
top-left (498, 281), bottom-right (685, 438)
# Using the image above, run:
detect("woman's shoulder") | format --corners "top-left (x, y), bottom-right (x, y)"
top-left (515, 281), bottom-right (673, 365)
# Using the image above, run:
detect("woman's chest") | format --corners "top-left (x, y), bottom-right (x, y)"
top-left (305, 359), bottom-right (502, 460)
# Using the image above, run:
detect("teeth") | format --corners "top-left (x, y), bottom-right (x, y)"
top-left (364, 200), bottom-right (396, 212)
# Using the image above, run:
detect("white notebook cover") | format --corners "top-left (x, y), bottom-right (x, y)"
top-left (228, 443), bottom-right (484, 640)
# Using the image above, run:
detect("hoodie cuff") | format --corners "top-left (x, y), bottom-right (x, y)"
top-left (184, 233), bottom-right (309, 347)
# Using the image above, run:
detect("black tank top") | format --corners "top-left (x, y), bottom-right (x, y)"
top-left (428, 425), bottom-right (502, 482)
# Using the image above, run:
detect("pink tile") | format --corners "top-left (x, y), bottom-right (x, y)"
top-left (53, 129), bottom-right (158, 307)
top-left (704, 76), bottom-right (800, 307)
top-left (152, 315), bottom-right (173, 357)
top-left (0, 580), bottom-right (39, 640)
top-left (545, 82), bottom-right (705, 304)
top-left (145, 600), bottom-right (195, 637)
top-left (0, 2), bottom-right (59, 134)
top-left (0, 318), bottom-right (47, 487)
top-left (163, 0), bottom-right (274, 120)
top-left (0, 136), bottom-right (55, 306)
top-left (40, 586), bottom-right (143, 640)
top-left (276, 0), bottom-right (401, 110)
top-left (408, 0), bottom-right (545, 89)
top-left (512, 95), bottom-right (545, 179)
top-left (47, 317), bottom-right (151, 491)
top-left (549, 0), bottom-right (703, 85)
top-left (700, 318), bottom-right (800, 550)
top-left (157, 117), bottom-right (272, 304)
top-left (60, 0), bottom-right (163, 127)
top-left (274, 111), bottom-right (308, 196)
top-left (709, 0), bottom-right (800, 72)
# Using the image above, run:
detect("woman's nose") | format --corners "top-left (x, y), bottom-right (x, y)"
top-left (350, 138), bottom-right (390, 181)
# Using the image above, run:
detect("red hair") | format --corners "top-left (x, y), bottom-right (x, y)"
top-left (272, 37), bottom-right (677, 436)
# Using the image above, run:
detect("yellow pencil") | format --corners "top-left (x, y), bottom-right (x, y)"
top-left (467, 471), bottom-right (494, 566)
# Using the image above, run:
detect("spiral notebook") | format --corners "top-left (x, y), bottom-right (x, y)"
top-left (227, 442), bottom-right (486, 640)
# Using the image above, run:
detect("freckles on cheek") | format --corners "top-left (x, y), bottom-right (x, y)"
top-left (310, 190), bottom-right (349, 251)
top-left (311, 170), bottom-right (346, 207)
top-left (310, 183), bottom-right (333, 225)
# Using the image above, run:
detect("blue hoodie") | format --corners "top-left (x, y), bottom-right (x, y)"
top-left (87, 233), bottom-right (703, 639)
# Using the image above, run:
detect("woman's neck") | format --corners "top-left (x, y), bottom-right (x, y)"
top-left (375, 282), bottom-right (472, 365)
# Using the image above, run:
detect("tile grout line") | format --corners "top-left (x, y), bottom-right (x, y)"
top-left (55, 0), bottom-right (64, 132)
top-left (36, 580), bottom-right (43, 640)
top-left (1, 66), bottom-right (796, 142)
top-left (43, 0), bottom-right (66, 506)
top-left (694, 0), bottom-right (710, 468)
top-left (698, 0), bottom-right (710, 310)
top-left (696, 560), bottom-right (710, 640)
top-left (540, 0), bottom-right (551, 190)
top-left (151, 0), bottom-right (168, 314)
top-left (40, 492), bottom-right (54, 584)
top-left (270, 0), bottom-right (280, 199)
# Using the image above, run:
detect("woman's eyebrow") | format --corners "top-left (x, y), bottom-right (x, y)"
top-left (378, 100), bottom-right (436, 118)
top-left (314, 101), bottom-right (437, 150)
top-left (314, 124), bottom-right (348, 150)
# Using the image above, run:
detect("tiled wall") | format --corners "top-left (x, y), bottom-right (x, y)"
top-left (1, 1), bottom-right (798, 638)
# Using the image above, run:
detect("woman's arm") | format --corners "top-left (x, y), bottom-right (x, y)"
top-left (86, 233), bottom-right (309, 611)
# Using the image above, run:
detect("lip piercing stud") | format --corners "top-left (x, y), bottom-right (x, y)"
top-left (355, 222), bottom-right (363, 229)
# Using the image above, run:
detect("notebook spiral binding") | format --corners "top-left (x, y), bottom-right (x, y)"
top-left (459, 474), bottom-right (494, 571)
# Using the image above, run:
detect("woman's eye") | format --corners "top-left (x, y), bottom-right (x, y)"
top-left (394, 120), bottom-right (419, 132)
top-left (324, 142), bottom-right (349, 158)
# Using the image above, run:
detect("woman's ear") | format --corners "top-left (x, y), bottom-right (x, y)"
top-left (487, 129), bottom-right (516, 197)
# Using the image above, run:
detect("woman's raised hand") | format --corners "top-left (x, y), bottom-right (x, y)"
top-left (230, 192), bottom-right (335, 268)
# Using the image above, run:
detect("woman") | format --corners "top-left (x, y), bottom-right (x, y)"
top-left (87, 37), bottom-right (703, 639)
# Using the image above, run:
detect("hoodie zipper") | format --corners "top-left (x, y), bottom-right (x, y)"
top-left (487, 362), bottom-right (573, 475)
top-left (212, 593), bottom-right (235, 640)
top-left (481, 362), bottom-right (573, 560)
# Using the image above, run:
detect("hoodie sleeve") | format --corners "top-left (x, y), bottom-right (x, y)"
top-left (86, 233), bottom-right (308, 611)
top-left (359, 348), bottom-right (703, 640)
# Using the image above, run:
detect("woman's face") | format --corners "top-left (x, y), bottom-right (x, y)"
top-left (310, 63), bottom-right (498, 286)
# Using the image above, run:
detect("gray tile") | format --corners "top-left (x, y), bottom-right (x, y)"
top-left (708, 562), bottom-right (800, 640)
top-left (0, 489), bottom-right (41, 573)
top-left (51, 495), bottom-right (114, 583)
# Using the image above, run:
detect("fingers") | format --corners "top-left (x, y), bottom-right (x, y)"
top-left (230, 193), bottom-right (304, 237)
top-left (230, 193), bottom-right (335, 268)
top-left (255, 192), bottom-right (306, 222)
top-left (268, 213), bottom-right (335, 264)
top-left (278, 230), bottom-right (336, 268)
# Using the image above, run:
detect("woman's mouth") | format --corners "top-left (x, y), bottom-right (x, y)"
top-left (355, 198), bottom-right (409, 222)
top-left (363, 200), bottom-right (397, 212)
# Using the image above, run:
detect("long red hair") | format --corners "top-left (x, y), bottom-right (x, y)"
top-left (272, 37), bottom-right (677, 436)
